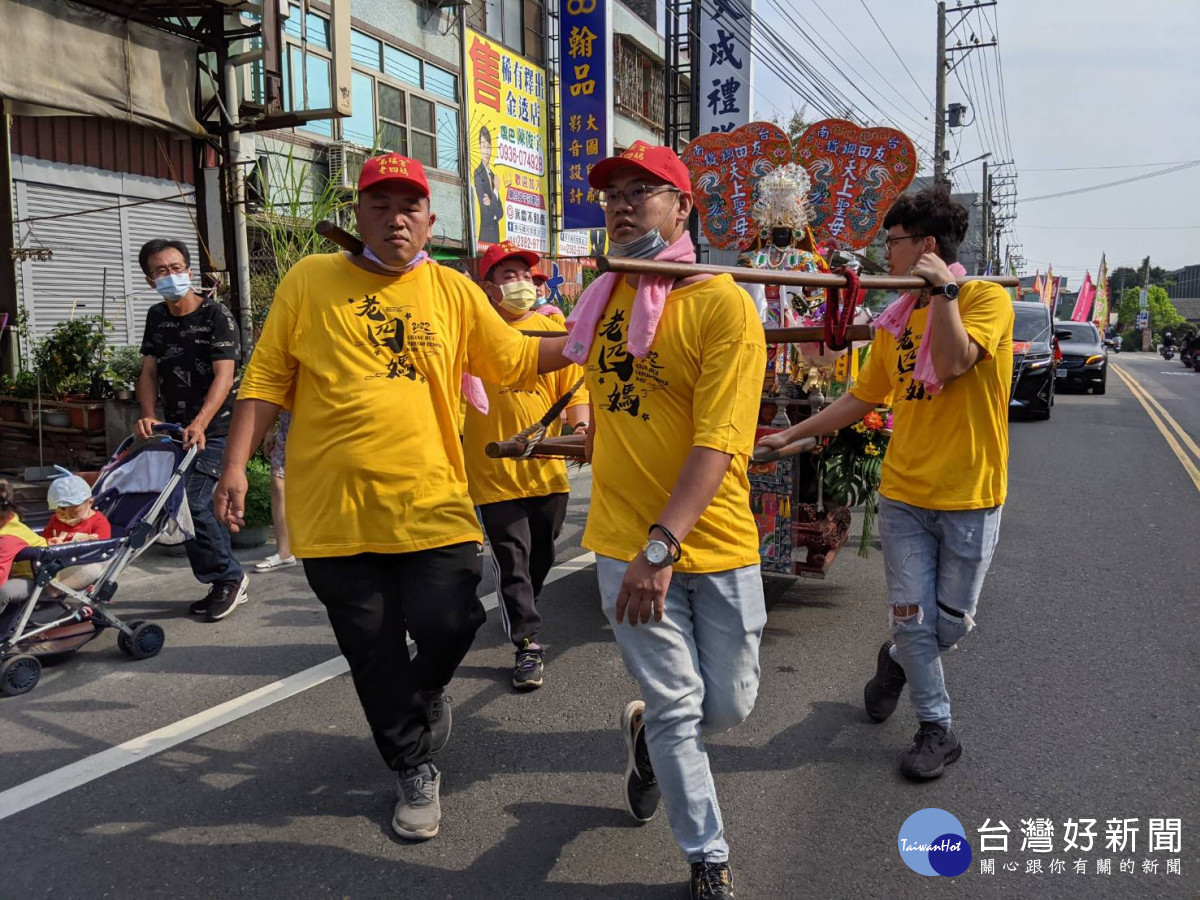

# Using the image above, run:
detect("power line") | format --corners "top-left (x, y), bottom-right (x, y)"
top-left (1021, 224), bottom-right (1200, 231)
top-left (857, 0), bottom-right (932, 106)
top-left (1023, 159), bottom-right (1200, 172)
top-left (806, 0), bottom-right (935, 125)
top-left (1019, 161), bottom-right (1200, 203)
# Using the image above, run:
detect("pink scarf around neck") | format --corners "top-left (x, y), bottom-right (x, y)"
top-left (872, 262), bottom-right (967, 397)
top-left (564, 234), bottom-right (696, 364)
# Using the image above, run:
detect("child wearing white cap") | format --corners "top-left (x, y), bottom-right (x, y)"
top-left (43, 472), bottom-right (112, 592)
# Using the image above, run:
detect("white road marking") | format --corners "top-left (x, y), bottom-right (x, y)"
top-left (0, 552), bottom-right (597, 822)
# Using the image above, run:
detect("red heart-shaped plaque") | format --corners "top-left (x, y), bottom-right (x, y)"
top-left (682, 122), bottom-right (792, 250)
top-left (794, 119), bottom-right (917, 250)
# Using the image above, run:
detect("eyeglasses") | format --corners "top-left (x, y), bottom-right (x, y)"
top-left (150, 263), bottom-right (189, 278)
top-left (883, 234), bottom-right (928, 247)
top-left (597, 184), bottom-right (680, 209)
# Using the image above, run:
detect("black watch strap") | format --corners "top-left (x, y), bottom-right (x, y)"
top-left (649, 523), bottom-right (682, 562)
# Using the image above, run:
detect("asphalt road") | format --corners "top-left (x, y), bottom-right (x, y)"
top-left (1, 358), bottom-right (1197, 899)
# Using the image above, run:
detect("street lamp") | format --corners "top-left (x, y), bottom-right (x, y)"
top-left (948, 152), bottom-right (991, 173)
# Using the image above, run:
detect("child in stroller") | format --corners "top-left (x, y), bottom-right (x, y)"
top-left (0, 424), bottom-right (199, 696)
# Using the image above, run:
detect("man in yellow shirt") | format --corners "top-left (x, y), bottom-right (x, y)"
top-left (760, 184), bottom-right (1013, 782)
top-left (212, 154), bottom-right (570, 842)
top-left (571, 142), bottom-right (766, 900)
top-left (464, 241), bottom-right (588, 691)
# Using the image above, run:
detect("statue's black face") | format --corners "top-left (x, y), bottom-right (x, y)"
top-left (771, 227), bottom-right (792, 248)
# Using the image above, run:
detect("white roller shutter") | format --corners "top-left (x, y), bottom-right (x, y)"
top-left (14, 179), bottom-right (199, 347)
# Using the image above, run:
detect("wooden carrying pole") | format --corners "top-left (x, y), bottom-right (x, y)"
top-left (596, 256), bottom-right (1020, 290)
top-left (486, 435), bottom-right (586, 459)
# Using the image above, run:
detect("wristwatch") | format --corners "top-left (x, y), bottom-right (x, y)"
top-left (930, 282), bottom-right (961, 300)
top-left (641, 538), bottom-right (674, 568)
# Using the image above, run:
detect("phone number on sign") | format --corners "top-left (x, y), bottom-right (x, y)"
top-left (498, 140), bottom-right (545, 176)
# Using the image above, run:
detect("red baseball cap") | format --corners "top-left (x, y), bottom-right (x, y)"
top-left (531, 270), bottom-right (548, 285)
top-left (588, 141), bottom-right (692, 195)
top-left (478, 241), bottom-right (540, 281)
top-left (358, 153), bottom-right (430, 196)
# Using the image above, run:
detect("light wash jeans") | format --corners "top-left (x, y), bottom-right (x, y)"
top-left (596, 556), bottom-right (766, 864)
top-left (878, 496), bottom-right (1003, 728)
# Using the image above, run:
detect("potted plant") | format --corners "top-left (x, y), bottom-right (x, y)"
top-left (231, 455), bottom-right (273, 548)
top-left (104, 345), bottom-right (144, 401)
top-left (32, 317), bottom-right (110, 429)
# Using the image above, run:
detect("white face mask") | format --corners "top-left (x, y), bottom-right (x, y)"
top-left (154, 273), bottom-right (192, 301)
top-left (498, 280), bottom-right (537, 314)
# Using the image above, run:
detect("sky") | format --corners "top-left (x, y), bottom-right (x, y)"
top-left (747, 0), bottom-right (1200, 284)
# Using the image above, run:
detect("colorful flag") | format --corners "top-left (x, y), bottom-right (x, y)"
top-left (1071, 273), bottom-right (1096, 322)
top-left (1093, 253), bottom-right (1109, 333)
top-left (1032, 270), bottom-right (1044, 303)
top-left (1043, 265), bottom-right (1056, 306)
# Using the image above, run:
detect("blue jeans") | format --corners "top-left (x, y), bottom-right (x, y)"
top-left (597, 556), bottom-right (766, 864)
top-left (878, 496), bottom-right (1003, 728)
top-left (184, 438), bottom-right (243, 586)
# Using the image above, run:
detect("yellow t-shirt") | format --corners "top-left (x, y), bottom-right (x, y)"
top-left (463, 311), bottom-right (589, 505)
top-left (582, 274), bottom-right (766, 573)
top-left (1, 514), bottom-right (47, 580)
top-left (239, 253), bottom-right (542, 557)
top-left (851, 281), bottom-right (1014, 510)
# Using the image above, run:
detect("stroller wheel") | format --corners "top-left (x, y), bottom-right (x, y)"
top-left (118, 621), bottom-right (165, 660)
top-left (1, 653), bottom-right (42, 696)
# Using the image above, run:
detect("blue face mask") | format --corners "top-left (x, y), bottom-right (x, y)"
top-left (154, 273), bottom-right (192, 301)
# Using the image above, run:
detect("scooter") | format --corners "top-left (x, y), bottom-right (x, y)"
top-left (1160, 344), bottom-right (1175, 360)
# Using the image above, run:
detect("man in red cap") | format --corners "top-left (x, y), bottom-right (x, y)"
top-left (566, 141), bottom-right (766, 900)
top-left (463, 242), bottom-right (589, 691)
top-left (214, 153), bottom-right (572, 842)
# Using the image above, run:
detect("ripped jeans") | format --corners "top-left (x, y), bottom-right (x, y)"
top-left (878, 496), bottom-right (1003, 728)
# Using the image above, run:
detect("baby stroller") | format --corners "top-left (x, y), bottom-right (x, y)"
top-left (0, 424), bottom-right (197, 696)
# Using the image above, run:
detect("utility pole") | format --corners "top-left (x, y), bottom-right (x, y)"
top-left (934, 2), bottom-right (947, 183)
top-left (1141, 255), bottom-right (1152, 351)
top-left (936, 2), bottom-right (999, 184)
top-left (980, 158), bottom-right (990, 272)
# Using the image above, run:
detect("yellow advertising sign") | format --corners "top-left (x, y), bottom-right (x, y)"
top-left (464, 30), bottom-right (550, 254)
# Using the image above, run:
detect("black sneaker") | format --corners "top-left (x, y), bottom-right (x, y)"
top-left (188, 585), bottom-right (219, 616)
top-left (205, 573), bottom-right (249, 622)
top-left (425, 691), bottom-right (452, 755)
top-left (512, 640), bottom-right (545, 691)
top-left (863, 640), bottom-right (907, 722)
top-left (620, 700), bottom-right (660, 822)
top-left (900, 722), bottom-right (962, 780)
top-left (690, 862), bottom-right (736, 900)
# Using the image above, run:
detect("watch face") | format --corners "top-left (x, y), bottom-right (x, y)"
top-left (645, 540), bottom-right (671, 566)
top-left (944, 282), bottom-right (960, 299)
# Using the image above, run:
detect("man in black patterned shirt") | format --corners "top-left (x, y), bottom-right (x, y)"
top-left (136, 238), bottom-right (247, 622)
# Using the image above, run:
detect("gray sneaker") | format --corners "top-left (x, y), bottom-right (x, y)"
top-left (393, 762), bottom-right (441, 841)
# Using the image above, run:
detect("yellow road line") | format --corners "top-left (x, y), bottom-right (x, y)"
top-left (1114, 365), bottom-right (1200, 461)
top-left (1111, 364), bottom-right (1200, 493)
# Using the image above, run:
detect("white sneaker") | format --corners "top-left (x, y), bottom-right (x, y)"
top-left (255, 553), bottom-right (297, 572)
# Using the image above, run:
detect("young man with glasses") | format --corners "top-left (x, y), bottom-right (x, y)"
top-left (759, 184), bottom-right (1013, 780)
top-left (136, 238), bottom-right (247, 622)
top-left (568, 142), bottom-right (767, 900)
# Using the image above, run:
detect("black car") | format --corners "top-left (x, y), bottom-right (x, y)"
top-left (1054, 320), bottom-right (1107, 394)
top-left (1010, 301), bottom-right (1056, 419)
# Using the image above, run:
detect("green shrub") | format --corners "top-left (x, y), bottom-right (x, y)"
top-left (243, 455), bottom-right (274, 528)
top-left (1120, 328), bottom-right (1142, 351)
top-left (105, 345), bottom-right (144, 389)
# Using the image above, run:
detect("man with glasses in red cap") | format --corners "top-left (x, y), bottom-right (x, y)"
top-left (214, 153), bottom-right (571, 843)
top-left (566, 141), bottom-right (766, 900)
top-left (464, 241), bottom-right (589, 691)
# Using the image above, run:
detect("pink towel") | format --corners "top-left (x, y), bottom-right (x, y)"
top-left (873, 262), bottom-right (966, 397)
top-left (461, 374), bottom-right (489, 415)
top-left (565, 234), bottom-right (696, 363)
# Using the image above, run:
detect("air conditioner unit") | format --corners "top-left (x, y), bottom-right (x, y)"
top-left (327, 141), bottom-right (369, 190)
